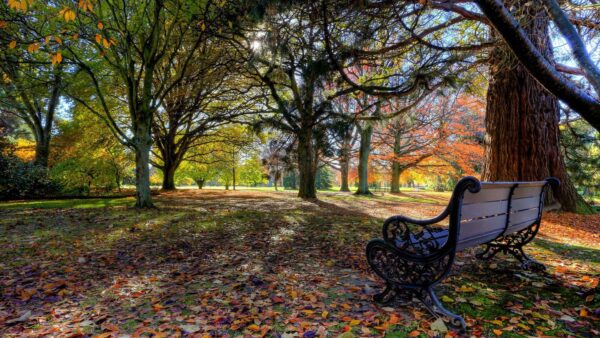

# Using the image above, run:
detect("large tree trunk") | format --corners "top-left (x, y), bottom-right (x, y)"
top-left (483, 0), bottom-right (583, 212)
top-left (355, 124), bottom-right (373, 195)
top-left (390, 130), bottom-right (403, 193)
top-left (133, 118), bottom-right (154, 208)
top-left (134, 141), bottom-right (154, 208)
top-left (161, 159), bottom-right (179, 190)
top-left (297, 128), bottom-right (317, 198)
top-left (34, 135), bottom-right (50, 167)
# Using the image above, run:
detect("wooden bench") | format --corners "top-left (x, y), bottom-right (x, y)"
top-left (366, 176), bottom-right (559, 331)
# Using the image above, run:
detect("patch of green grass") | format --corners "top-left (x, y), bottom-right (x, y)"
top-left (0, 197), bottom-right (135, 210)
top-left (534, 238), bottom-right (600, 263)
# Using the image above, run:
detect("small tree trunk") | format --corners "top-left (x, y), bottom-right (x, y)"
top-left (355, 124), bottom-right (373, 195)
top-left (232, 167), bottom-right (236, 190)
top-left (297, 128), bottom-right (317, 198)
top-left (390, 130), bottom-right (403, 193)
top-left (340, 156), bottom-right (350, 192)
top-left (134, 140), bottom-right (154, 208)
top-left (195, 178), bottom-right (205, 189)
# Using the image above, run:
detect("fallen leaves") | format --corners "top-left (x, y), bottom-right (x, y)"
top-left (0, 189), bottom-right (598, 337)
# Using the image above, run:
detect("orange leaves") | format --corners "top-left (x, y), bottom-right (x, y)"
top-left (0, 21), bottom-right (7, 29)
top-left (27, 42), bottom-right (40, 53)
top-left (8, 0), bottom-right (33, 12)
top-left (79, 0), bottom-right (94, 12)
top-left (59, 7), bottom-right (76, 22)
top-left (95, 34), bottom-right (115, 49)
top-left (97, 22), bottom-right (104, 30)
top-left (51, 51), bottom-right (63, 65)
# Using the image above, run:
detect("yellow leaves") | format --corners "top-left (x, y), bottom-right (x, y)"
top-left (79, 0), bottom-right (94, 12)
top-left (457, 285), bottom-right (475, 292)
top-left (580, 308), bottom-right (588, 317)
top-left (441, 295), bottom-right (454, 303)
top-left (8, 0), bottom-right (33, 12)
top-left (59, 7), bottom-right (76, 22)
top-left (199, 21), bottom-right (206, 31)
top-left (51, 51), bottom-right (63, 65)
top-left (246, 324), bottom-right (260, 332)
top-left (493, 329), bottom-right (503, 336)
top-left (27, 42), bottom-right (40, 53)
top-left (490, 319), bottom-right (503, 326)
top-left (349, 319), bottom-right (361, 326)
top-left (97, 22), bottom-right (104, 30)
top-left (321, 310), bottom-right (329, 319)
top-left (54, 36), bottom-right (62, 45)
top-left (8, 40), bottom-right (17, 49)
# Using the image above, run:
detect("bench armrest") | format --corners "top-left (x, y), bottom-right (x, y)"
top-left (382, 207), bottom-right (450, 238)
top-left (381, 177), bottom-right (482, 254)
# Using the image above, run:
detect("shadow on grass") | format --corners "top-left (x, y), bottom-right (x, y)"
top-left (1, 190), bottom-right (597, 337)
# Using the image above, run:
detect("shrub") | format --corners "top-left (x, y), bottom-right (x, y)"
top-left (0, 154), bottom-right (59, 199)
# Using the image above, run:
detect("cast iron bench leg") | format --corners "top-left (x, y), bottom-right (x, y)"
top-left (476, 224), bottom-right (546, 271)
top-left (373, 282), bottom-right (398, 304)
top-left (415, 286), bottom-right (467, 333)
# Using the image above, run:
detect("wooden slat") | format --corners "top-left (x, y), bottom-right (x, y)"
top-left (512, 185), bottom-right (543, 199)
top-left (509, 208), bottom-right (540, 225)
top-left (461, 200), bottom-right (508, 220)
top-left (511, 196), bottom-right (541, 211)
top-left (507, 219), bottom-right (538, 234)
top-left (463, 187), bottom-right (511, 204)
top-left (457, 232), bottom-right (501, 251)
top-left (459, 215), bottom-right (506, 240)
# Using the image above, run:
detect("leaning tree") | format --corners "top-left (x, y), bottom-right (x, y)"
top-left (322, 0), bottom-right (593, 211)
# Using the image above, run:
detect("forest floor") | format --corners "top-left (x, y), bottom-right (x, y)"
top-left (0, 189), bottom-right (598, 337)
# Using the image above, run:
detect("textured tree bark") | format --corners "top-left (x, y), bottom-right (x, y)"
top-left (34, 136), bottom-right (50, 167)
top-left (390, 129), bottom-right (403, 193)
top-left (482, 0), bottom-right (583, 212)
top-left (161, 159), bottom-right (179, 190)
top-left (134, 140), bottom-right (154, 208)
top-left (339, 157), bottom-right (350, 192)
top-left (297, 128), bottom-right (317, 198)
top-left (355, 124), bottom-right (373, 195)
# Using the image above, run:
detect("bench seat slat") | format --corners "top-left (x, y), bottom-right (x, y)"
top-left (458, 215), bottom-right (506, 247)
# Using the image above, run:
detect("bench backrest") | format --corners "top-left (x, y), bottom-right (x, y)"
top-left (456, 181), bottom-right (548, 251)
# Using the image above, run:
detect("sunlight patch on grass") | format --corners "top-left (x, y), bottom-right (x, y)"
top-left (0, 197), bottom-right (135, 210)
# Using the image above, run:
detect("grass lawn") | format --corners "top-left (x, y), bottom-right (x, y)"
top-left (0, 190), bottom-right (598, 337)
